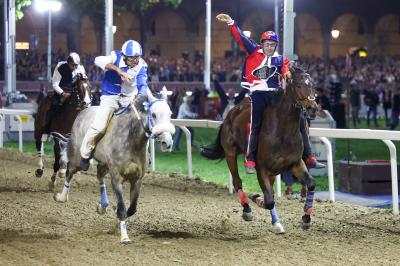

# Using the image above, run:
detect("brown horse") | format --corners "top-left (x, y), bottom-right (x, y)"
top-left (34, 74), bottom-right (92, 186)
top-left (201, 64), bottom-right (318, 233)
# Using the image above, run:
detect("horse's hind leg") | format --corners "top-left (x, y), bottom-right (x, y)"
top-left (255, 168), bottom-right (285, 234)
top-left (49, 141), bottom-right (61, 191)
top-left (96, 163), bottom-right (110, 215)
top-left (226, 153), bottom-right (253, 221)
top-left (291, 160), bottom-right (316, 229)
top-left (110, 173), bottom-right (130, 243)
top-left (35, 138), bottom-right (45, 177)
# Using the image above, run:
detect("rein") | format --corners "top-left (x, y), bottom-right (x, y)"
top-left (130, 99), bottom-right (164, 139)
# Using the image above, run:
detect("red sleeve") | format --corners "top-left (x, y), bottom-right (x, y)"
top-left (281, 57), bottom-right (290, 74)
top-left (229, 23), bottom-right (259, 54)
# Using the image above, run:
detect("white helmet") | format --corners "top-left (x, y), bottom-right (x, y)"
top-left (67, 52), bottom-right (80, 65)
top-left (121, 40), bottom-right (142, 57)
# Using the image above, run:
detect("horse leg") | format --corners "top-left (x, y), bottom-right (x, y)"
top-left (35, 138), bottom-right (45, 177)
top-left (226, 153), bottom-right (252, 221)
top-left (54, 164), bottom-right (78, 203)
top-left (96, 163), bottom-right (110, 215)
top-left (291, 160), bottom-right (316, 230)
top-left (127, 178), bottom-right (142, 218)
top-left (110, 173), bottom-right (130, 243)
top-left (256, 169), bottom-right (285, 234)
top-left (49, 141), bottom-right (61, 191)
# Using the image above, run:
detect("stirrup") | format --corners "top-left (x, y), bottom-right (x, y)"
top-left (245, 165), bottom-right (256, 174)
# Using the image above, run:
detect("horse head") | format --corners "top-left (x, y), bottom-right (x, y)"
top-left (74, 73), bottom-right (92, 109)
top-left (140, 86), bottom-right (175, 152)
top-left (286, 63), bottom-right (318, 119)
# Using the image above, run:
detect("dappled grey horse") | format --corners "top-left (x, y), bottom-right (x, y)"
top-left (54, 87), bottom-right (175, 243)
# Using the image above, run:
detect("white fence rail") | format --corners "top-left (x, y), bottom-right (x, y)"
top-left (151, 119), bottom-right (400, 215)
top-left (0, 108), bottom-right (36, 152)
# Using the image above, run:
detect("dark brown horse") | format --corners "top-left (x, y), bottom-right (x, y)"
top-left (34, 74), bottom-right (92, 186)
top-left (201, 64), bottom-right (318, 233)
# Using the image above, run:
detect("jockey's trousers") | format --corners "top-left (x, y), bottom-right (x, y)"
top-left (300, 111), bottom-right (313, 159)
top-left (245, 90), bottom-right (276, 166)
top-left (80, 94), bottom-right (130, 159)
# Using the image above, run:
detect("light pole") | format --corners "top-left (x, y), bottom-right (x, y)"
top-left (35, 0), bottom-right (62, 82)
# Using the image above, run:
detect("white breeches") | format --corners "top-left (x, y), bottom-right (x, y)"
top-left (80, 95), bottom-right (131, 159)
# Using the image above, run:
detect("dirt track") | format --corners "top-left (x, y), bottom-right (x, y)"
top-left (0, 149), bottom-right (400, 266)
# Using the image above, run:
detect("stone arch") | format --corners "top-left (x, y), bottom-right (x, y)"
top-left (80, 16), bottom-right (97, 54)
top-left (16, 9), bottom-right (67, 53)
top-left (295, 13), bottom-right (323, 57)
top-left (240, 11), bottom-right (274, 42)
top-left (146, 9), bottom-right (190, 58)
top-left (330, 13), bottom-right (368, 58)
top-left (113, 11), bottom-right (141, 51)
top-left (374, 14), bottom-right (400, 56)
top-left (196, 11), bottom-right (232, 59)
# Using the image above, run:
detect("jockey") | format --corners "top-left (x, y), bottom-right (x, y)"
top-left (217, 13), bottom-right (324, 174)
top-left (79, 40), bottom-right (148, 171)
top-left (45, 52), bottom-right (86, 132)
top-left (217, 13), bottom-right (290, 174)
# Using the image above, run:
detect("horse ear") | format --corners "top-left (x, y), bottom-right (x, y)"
top-left (160, 86), bottom-right (168, 100)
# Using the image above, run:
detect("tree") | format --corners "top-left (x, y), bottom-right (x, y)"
top-left (0, 0), bottom-right (32, 20)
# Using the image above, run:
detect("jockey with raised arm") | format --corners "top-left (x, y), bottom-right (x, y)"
top-left (79, 40), bottom-right (148, 171)
top-left (45, 52), bottom-right (86, 133)
top-left (217, 13), bottom-right (324, 174)
top-left (217, 13), bottom-right (290, 174)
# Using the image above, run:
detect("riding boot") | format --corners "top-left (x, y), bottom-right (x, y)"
top-left (300, 112), bottom-right (325, 169)
top-left (245, 122), bottom-right (260, 174)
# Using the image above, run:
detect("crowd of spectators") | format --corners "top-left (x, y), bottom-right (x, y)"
top-left (3, 49), bottom-right (400, 130)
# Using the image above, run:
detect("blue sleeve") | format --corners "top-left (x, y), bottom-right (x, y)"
top-left (136, 66), bottom-right (148, 94)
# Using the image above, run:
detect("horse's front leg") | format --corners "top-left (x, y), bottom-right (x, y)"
top-left (127, 177), bottom-right (142, 218)
top-left (292, 160), bottom-right (316, 229)
top-left (96, 163), bottom-right (110, 215)
top-left (110, 173), bottom-right (130, 244)
top-left (226, 153), bottom-right (252, 221)
top-left (54, 165), bottom-right (78, 203)
top-left (256, 169), bottom-right (285, 234)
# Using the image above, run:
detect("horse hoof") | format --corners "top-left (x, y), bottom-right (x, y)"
top-left (302, 215), bottom-right (311, 230)
top-left (54, 193), bottom-right (68, 203)
top-left (274, 223), bottom-right (285, 234)
top-left (242, 211), bottom-right (253, 221)
top-left (35, 169), bottom-right (43, 178)
top-left (97, 203), bottom-right (108, 215)
top-left (120, 237), bottom-right (132, 244)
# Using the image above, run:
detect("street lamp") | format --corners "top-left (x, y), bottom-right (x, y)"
top-left (35, 0), bottom-right (62, 81)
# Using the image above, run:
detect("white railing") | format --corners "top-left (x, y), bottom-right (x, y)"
top-left (150, 119), bottom-right (400, 215)
top-left (0, 108), bottom-right (36, 152)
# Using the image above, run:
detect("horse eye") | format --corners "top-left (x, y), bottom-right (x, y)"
top-left (152, 113), bottom-right (156, 119)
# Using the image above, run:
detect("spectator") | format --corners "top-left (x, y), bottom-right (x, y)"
top-left (390, 85), bottom-right (400, 130)
top-left (173, 96), bottom-right (197, 151)
top-left (36, 83), bottom-right (48, 105)
top-left (213, 78), bottom-right (247, 120)
top-left (364, 86), bottom-right (380, 127)
top-left (382, 86), bottom-right (392, 126)
top-left (349, 80), bottom-right (361, 128)
top-left (91, 86), bottom-right (101, 106)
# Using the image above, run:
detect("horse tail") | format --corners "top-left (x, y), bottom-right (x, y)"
top-left (200, 125), bottom-right (225, 160)
top-left (50, 132), bottom-right (71, 150)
